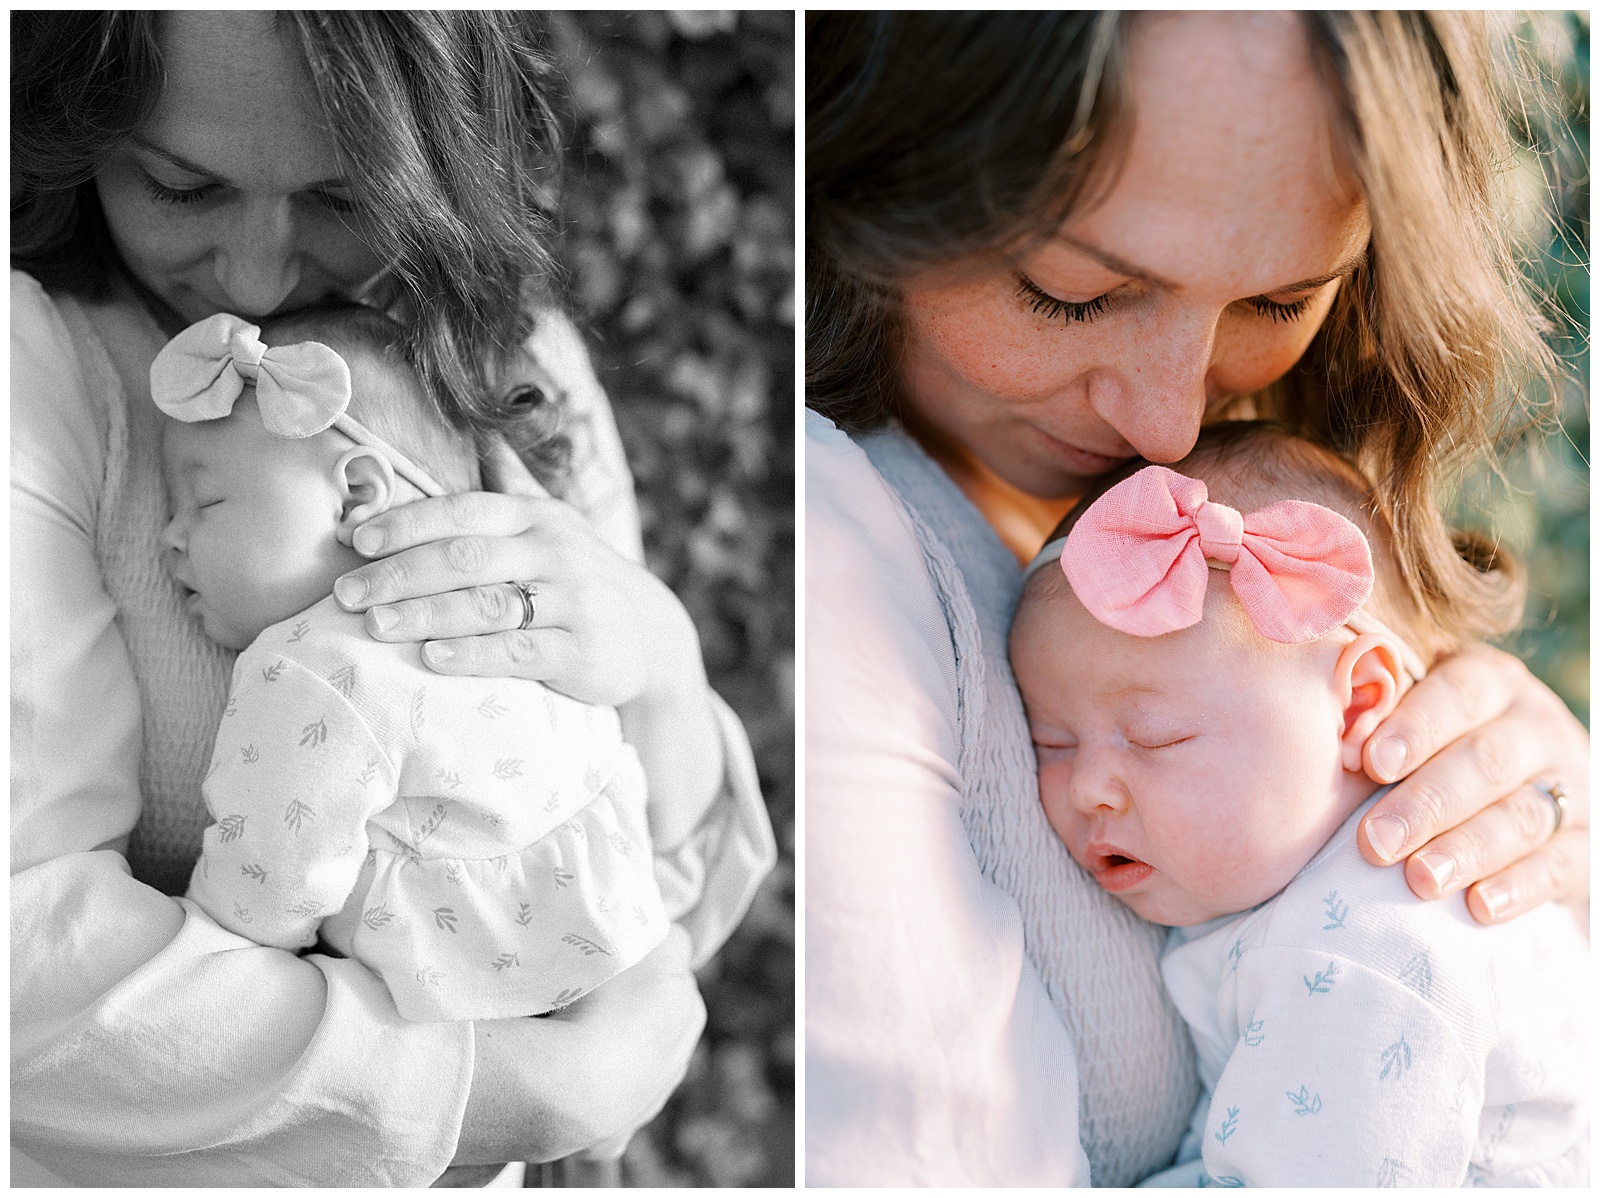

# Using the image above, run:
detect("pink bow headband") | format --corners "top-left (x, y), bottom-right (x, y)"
top-left (1027, 465), bottom-right (1427, 679)
top-left (149, 313), bottom-right (446, 497)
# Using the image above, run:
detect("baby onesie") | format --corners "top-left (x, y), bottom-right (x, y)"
top-left (187, 594), bottom-right (668, 1021)
top-left (1154, 795), bottom-right (1588, 1187)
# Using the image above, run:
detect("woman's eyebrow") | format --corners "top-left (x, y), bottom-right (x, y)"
top-left (1057, 234), bottom-right (1368, 297)
top-left (129, 134), bottom-right (349, 192)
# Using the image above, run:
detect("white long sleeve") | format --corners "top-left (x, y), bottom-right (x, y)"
top-left (804, 412), bottom-right (1092, 1186)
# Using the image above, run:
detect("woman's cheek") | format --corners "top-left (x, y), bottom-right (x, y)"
top-left (1209, 291), bottom-right (1338, 396)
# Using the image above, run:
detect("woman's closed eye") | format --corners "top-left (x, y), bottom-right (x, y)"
top-left (142, 170), bottom-right (358, 216)
top-left (1017, 271), bottom-right (1316, 327)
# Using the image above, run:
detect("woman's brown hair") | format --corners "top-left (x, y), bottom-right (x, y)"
top-left (11, 10), bottom-right (569, 484)
top-left (807, 10), bottom-right (1562, 643)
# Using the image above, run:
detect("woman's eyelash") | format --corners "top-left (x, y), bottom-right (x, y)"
top-left (1249, 295), bottom-right (1313, 322)
top-left (1016, 275), bottom-right (1111, 325)
top-left (143, 172), bottom-right (357, 215)
top-left (143, 175), bottom-right (218, 207)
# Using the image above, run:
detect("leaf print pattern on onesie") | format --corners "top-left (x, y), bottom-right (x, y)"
top-left (1322, 889), bottom-right (1348, 930)
top-left (1399, 951), bottom-right (1433, 1000)
top-left (284, 799), bottom-right (315, 833)
top-left (562, 933), bottom-right (611, 957)
top-left (1241, 1018), bottom-right (1265, 1047)
top-left (478, 693), bottom-right (509, 719)
top-left (217, 814), bottom-right (247, 843)
top-left (515, 902), bottom-right (534, 927)
top-left (1303, 961), bottom-right (1339, 994)
top-left (409, 686), bottom-right (426, 737)
top-left (491, 952), bottom-right (520, 972)
top-left (364, 904), bottom-right (397, 930)
top-left (1214, 1105), bottom-right (1239, 1145)
top-left (287, 619), bottom-right (310, 643)
top-left (1378, 1034), bottom-right (1412, 1081)
top-left (1375, 1158), bottom-right (1407, 1187)
top-left (327, 664), bottom-right (355, 697)
top-left (1284, 1085), bottom-right (1321, 1115)
top-left (494, 758), bottom-right (524, 780)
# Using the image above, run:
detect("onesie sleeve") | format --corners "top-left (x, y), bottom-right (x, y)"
top-left (804, 413), bottom-right (1092, 1187)
top-left (187, 649), bottom-right (398, 950)
top-left (1199, 947), bottom-right (1479, 1187)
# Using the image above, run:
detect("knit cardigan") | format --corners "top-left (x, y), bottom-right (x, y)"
top-left (858, 422), bottom-right (1198, 1186)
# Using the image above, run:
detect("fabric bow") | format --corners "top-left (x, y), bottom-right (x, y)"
top-left (1061, 465), bottom-right (1374, 644)
top-left (149, 313), bottom-right (352, 438)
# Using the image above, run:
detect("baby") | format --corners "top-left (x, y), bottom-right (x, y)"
top-left (154, 305), bottom-right (668, 1022)
top-left (1009, 422), bottom-right (1587, 1186)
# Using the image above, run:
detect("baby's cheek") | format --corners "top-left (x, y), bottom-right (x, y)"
top-left (1037, 764), bottom-right (1085, 860)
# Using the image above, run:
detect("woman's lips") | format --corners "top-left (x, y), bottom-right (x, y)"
top-left (1033, 428), bottom-right (1129, 475)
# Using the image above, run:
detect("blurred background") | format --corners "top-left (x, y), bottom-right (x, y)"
top-left (1454, 11), bottom-right (1589, 726)
top-left (547, 11), bottom-right (794, 1188)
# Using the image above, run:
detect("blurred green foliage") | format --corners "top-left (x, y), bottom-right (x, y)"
top-left (547, 11), bottom-right (794, 1187)
top-left (1454, 11), bottom-right (1589, 725)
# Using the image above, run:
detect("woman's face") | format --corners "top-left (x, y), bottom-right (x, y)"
top-left (897, 13), bottom-right (1371, 500)
top-left (95, 11), bottom-right (385, 325)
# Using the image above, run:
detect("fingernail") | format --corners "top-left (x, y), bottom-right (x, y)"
top-left (334, 575), bottom-right (367, 607)
top-left (1414, 850), bottom-right (1456, 893)
top-left (1366, 813), bottom-right (1409, 863)
top-left (1477, 886), bottom-right (1509, 921)
top-left (424, 641), bottom-right (455, 664)
top-left (353, 525), bottom-right (386, 555)
top-left (1369, 737), bottom-right (1408, 781)
top-left (370, 607), bottom-right (398, 633)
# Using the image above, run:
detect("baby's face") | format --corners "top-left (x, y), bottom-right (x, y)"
top-left (161, 395), bottom-right (358, 650)
top-left (1012, 573), bottom-right (1366, 926)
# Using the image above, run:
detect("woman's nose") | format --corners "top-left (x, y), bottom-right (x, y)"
top-left (1089, 319), bottom-right (1213, 464)
top-left (213, 198), bottom-right (302, 318)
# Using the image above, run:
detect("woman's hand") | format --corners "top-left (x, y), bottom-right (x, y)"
top-left (333, 444), bottom-right (725, 848)
top-left (332, 446), bottom-right (703, 709)
top-left (452, 927), bottom-right (706, 1166)
top-left (1355, 643), bottom-right (1589, 925)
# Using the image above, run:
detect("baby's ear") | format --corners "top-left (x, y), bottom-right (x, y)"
top-left (1336, 633), bottom-right (1408, 772)
top-left (333, 447), bottom-right (399, 547)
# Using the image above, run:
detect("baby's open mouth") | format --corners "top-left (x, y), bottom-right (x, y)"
top-left (1086, 844), bottom-right (1154, 893)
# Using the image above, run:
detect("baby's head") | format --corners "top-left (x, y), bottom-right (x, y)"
top-left (158, 305), bottom-right (481, 650)
top-left (1009, 421), bottom-right (1523, 927)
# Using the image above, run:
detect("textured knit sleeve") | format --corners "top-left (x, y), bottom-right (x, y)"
top-left (531, 309), bottom-right (775, 966)
top-left (9, 272), bottom-right (473, 1185)
top-left (187, 648), bottom-right (397, 950)
top-left (804, 412), bottom-right (1092, 1187)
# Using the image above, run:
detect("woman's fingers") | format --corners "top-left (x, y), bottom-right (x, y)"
top-left (420, 626), bottom-right (581, 686)
top-left (1360, 643), bottom-right (1516, 787)
top-left (346, 490), bottom-right (546, 563)
top-left (361, 581), bottom-right (554, 643)
top-left (336, 530), bottom-right (547, 613)
top-left (1465, 826), bottom-right (1589, 925)
top-left (1393, 781), bottom-right (1564, 900)
top-left (1357, 712), bottom-right (1537, 867)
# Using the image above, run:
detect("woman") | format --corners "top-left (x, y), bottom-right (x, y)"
top-left (12, 11), bottom-right (774, 1185)
top-left (806, 12), bottom-right (1588, 1186)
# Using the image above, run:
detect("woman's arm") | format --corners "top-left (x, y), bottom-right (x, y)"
top-left (804, 414), bottom-right (1091, 1186)
top-left (1355, 644), bottom-right (1589, 924)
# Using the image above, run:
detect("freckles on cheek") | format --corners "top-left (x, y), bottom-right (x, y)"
top-left (909, 286), bottom-right (1074, 403)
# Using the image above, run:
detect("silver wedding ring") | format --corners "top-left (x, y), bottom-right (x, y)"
top-left (513, 580), bottom-right (539, 630)
top-left (1534, 780), bottom-right (1568, 838)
